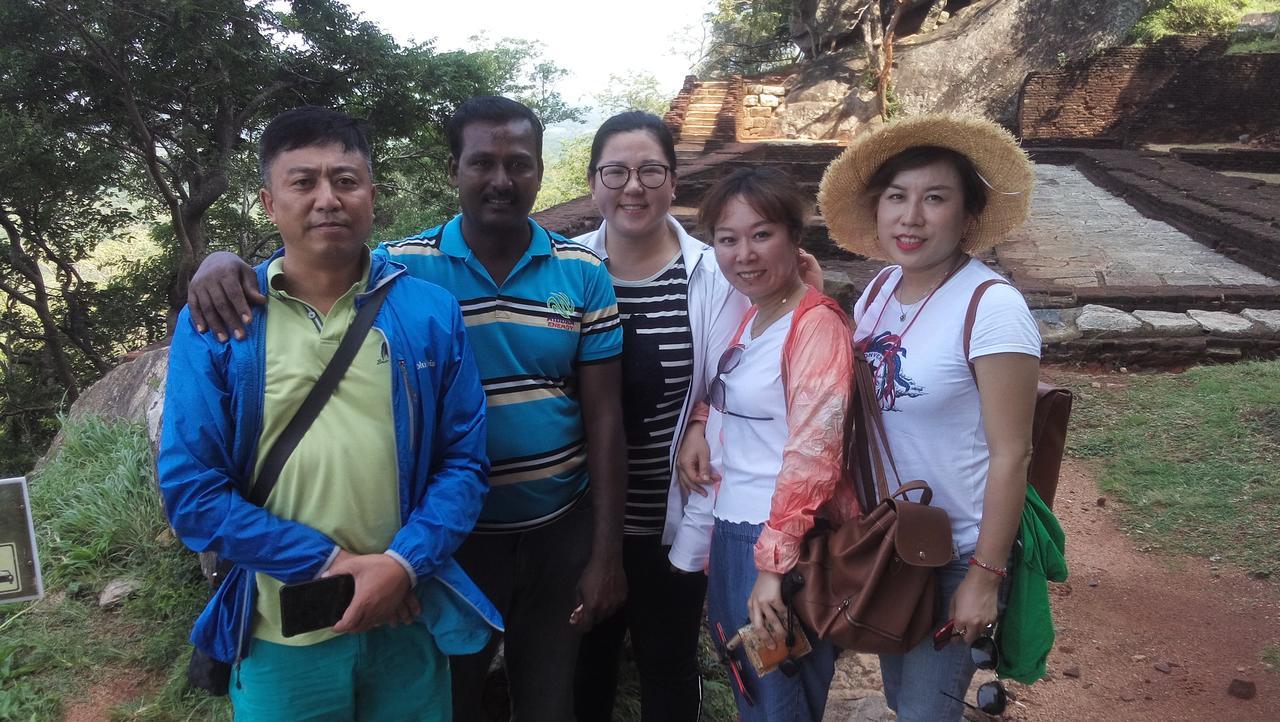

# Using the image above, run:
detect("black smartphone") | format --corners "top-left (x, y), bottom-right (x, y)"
top-left (279, 574), bottom-right (355, 638)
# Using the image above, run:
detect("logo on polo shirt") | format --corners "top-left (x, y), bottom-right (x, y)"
top-left (547, 292), bottom-right (575, 318)
top-left (546, 292), bottom-right (577, 330)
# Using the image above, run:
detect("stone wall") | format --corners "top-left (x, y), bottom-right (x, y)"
top-left (1019, 36), bottom-right (1280, 144)
top-left (739, 73), bottom-right (790, 140)
top-left (662, 75), bottom-right (699, 138)
top-left (736, 65), bottom-right (880, 142)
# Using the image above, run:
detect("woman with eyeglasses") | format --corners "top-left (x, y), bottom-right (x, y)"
top-left (666, 167), bottom-right (857, 721)
top-left (568, 110), bottom-right (731, 722)
top-left (571, 113), bottom-right (828, 722)
top-left (816, 114), bottom-right (1043, 721)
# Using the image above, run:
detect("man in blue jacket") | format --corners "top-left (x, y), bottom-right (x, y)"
top-left (159, 106), bottom-right (501, 720)
top-left (184, 97), bottom-right (627, 722)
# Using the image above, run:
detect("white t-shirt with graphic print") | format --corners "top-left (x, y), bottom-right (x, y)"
top-left (851, 258), bottom-right (1040, 554)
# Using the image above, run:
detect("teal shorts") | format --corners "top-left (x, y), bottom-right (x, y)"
top-left (229, 622), bottom-right (449, 721)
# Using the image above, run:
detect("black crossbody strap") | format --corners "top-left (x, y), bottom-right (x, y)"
top-left (247, 278), bottom-right (395, 507)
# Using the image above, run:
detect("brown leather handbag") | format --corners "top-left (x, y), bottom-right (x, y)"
top-left (785, 356), bottom-right (953, 654)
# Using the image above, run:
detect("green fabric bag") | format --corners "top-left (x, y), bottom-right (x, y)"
top-left (995, 486), bottom-right (1068, 684)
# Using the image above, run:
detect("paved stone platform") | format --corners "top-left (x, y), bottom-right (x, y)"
top-left (1000, 164), bottom-right (1278, 288)
top-left (533, 141), bottom-right (1280, 365)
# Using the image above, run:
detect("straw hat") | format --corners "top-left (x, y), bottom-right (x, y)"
top-left (817, 114), bottom-right (1034, 259)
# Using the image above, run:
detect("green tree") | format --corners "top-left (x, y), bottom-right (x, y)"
top-left (0, 109), bottom-right (154, 474)
top-left (695, 0), bottom-right (799, 77)
top-left (595, 72), bottom-right (673, 116)
top-left (1, 0), bottom-right (509, 323)
top-left (534, 133), bottom-right (594, 212)
top-left (375, 35), bottom-right (586, 239)
top-left (0, 1), bottom-right (584, 470)
top-left (463, 35), bottom-right (586, 126)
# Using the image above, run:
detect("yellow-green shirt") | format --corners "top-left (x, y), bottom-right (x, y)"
top-left (252, 253), bottom-right (399, 646)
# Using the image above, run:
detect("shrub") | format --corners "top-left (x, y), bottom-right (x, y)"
top-left (1130, 0), bottom-right (1250, 44)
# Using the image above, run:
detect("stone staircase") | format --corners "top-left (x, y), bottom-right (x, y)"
top-left (673, 80), bottom-right (734, 161)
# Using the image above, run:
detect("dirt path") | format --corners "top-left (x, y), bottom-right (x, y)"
top-left (1000, 459), bottom-right (1279, 721)
top-left (825, 456), bottom-right (1279, 722)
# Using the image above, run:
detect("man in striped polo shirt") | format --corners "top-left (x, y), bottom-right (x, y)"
top-left (185, 97), bottom-right (627, 722)
top-left (387, 96), bottom-right (626, 722)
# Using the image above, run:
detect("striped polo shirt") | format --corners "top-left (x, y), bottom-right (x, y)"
top-left (377, 215), bottom-right (622, 531)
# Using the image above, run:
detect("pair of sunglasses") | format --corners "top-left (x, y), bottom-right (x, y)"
top-left (715, 621), bottom-right (755, 707)
top-left (708, 344), bottom-right (774, 421)
top-left (932, 619), bottom-right (999, 668)
top-left (941, 681), bottom-right (1008, 716)
top-left (933, 619), bottom-right (1007, 715)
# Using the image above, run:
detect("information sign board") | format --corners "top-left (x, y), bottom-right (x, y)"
top-left (0, 477), bottom-right (44, 604)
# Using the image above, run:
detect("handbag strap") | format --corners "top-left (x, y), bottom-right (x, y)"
top-left (247, 278), bottom-right (395, 507)
top-left (851, 356), bottom-right (902, 505)
top-left (962, 279), bottom-right (1007, 386)
top-left (862, 267), bottom-right (895, 311)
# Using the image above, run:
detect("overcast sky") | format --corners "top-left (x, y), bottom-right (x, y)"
top-left (342, 0), bottom-right (714, 107)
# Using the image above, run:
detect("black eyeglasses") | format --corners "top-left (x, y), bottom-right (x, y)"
top-left (595, 163), bottom-right (670, 189)
top-left (715, 621), bottom-right (755, 707)
top-left (708, 344), bottom-right (773, 421)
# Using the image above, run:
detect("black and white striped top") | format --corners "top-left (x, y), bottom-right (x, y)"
top-left (613, 254), bottom-right (694, 536)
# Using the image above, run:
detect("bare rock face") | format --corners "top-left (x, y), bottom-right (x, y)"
top-left (892, 0), bottom-right (1162, 122)
top-left (41, 343), bottom-right (170, 474)
top-left (774, 53), bottom-right (882, 140)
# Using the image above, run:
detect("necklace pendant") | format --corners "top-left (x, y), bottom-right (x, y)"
top-left (898, 311), bottom-right (907, 322)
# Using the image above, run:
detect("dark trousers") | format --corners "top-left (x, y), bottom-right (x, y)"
top-left (450, 498), bottom-right (593, 722)
top-left (574, 535), bottom-right (708, 722)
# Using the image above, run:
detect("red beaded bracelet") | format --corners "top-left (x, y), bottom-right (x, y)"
top-left (969, 556), bottom-right (1008, 577)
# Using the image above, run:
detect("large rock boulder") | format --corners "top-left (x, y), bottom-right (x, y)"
top-left (42, 343), bottom-right (170, 472)
top-left (776, 54), bottom-right (882, 140)
top-left (893, 0), bottom-right (1163, 122)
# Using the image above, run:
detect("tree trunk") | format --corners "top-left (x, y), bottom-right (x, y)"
top-left (876, 0), bottom-right (909, 119)
top-left (0, 218), bottom-right (82, 400)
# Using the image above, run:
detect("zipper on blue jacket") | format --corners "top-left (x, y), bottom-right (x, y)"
top-left (398, 358), bottom-right (416, 448)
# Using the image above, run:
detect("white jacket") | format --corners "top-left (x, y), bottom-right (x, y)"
top-left (573, 216), bottom-right (748, 557)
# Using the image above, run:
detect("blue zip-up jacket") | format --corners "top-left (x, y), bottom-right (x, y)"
top-left (158, 250), bottom-right (503, 664)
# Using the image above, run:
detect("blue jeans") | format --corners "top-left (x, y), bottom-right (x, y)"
top-left (879, 554), bottom-right (1007, 722)
top-left (707, 519), bottom-right (838, 722)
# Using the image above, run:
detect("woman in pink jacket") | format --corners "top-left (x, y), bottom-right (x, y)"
top-left (670, 167), bottom-right (858, 721)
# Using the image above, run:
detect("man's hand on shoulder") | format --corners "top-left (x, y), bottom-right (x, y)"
top-left (327, 549), bottom-right (415, 634)
top-left (187, 251), bottom-right (266, 342)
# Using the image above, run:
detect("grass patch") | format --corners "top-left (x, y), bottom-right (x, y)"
top-left (0, 415), bottom-right (230, 721)
top-left (609, 630), bottom-right (738, 721)
top-left (1228, 35), bottom-right (1280, 52)
top-left (1263, 644), bottom-right (1280, 669)
top-left (1130, 0), bottom-right (1280, 44)
top-left (1061, 361), bottom-right (1280, 577)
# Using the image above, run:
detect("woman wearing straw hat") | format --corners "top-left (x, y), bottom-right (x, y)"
top-left (817, 115), bottom-right (1041, 721)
